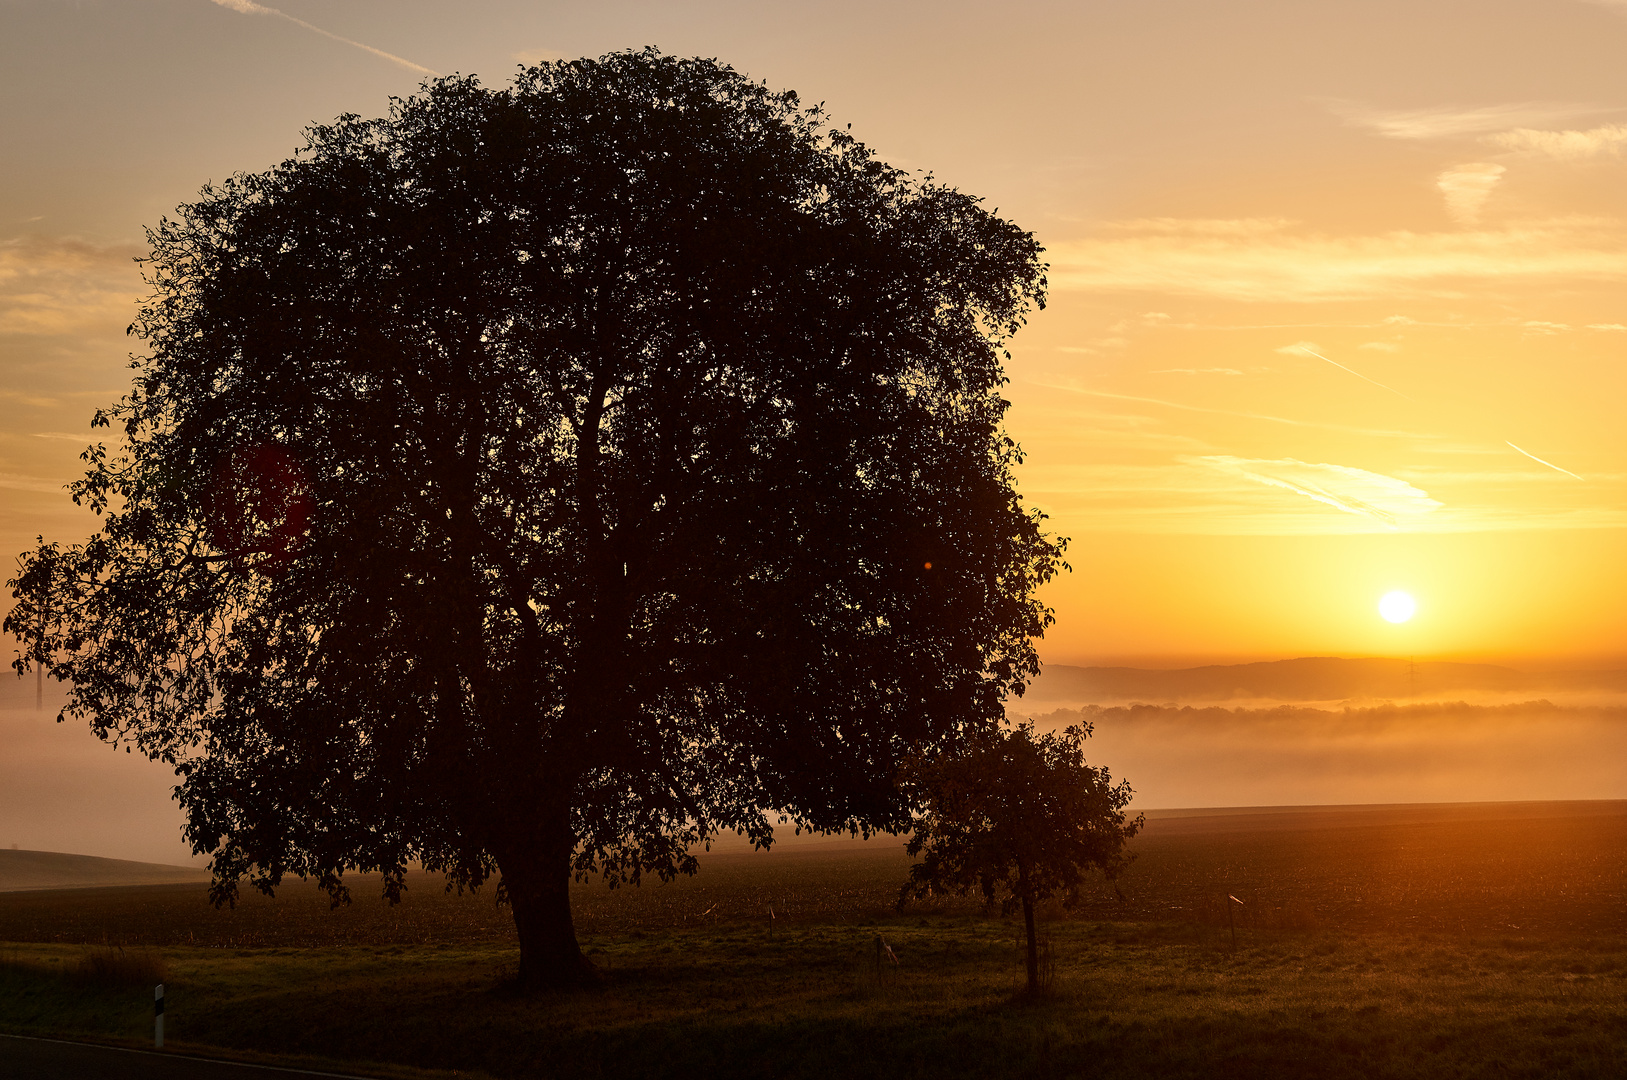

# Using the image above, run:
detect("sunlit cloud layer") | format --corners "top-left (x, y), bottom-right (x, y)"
top-left (1046, 218), bottom-right (1627, 301)
top-left (1436, 163), bottom-right (1505, 224)
top-left (1333, 102), bottom-right (1604, 140)
top-left (1195, 456), bottom-right (1442, 528)
top-left (0, 472), bottom-right (68, 494)
top-left (0, 237), bottom-right (142, 337)
top-left (1488, 123), bottom-right (1627, 160)
top-left (1039, 384), bottom-right (1425, 439)
top-left (1020, 450), bottom-right (1627, 536)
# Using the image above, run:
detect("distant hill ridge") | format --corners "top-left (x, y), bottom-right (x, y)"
top-left (1024, 657), bottom-right (1627, 704)
top-left (0, 849), bottom-right (207, 893)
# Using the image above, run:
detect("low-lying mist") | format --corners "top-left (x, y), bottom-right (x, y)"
top-left (1025, 699), bottom-right (1627, 809)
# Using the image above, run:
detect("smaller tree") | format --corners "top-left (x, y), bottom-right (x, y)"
top-left (900, 721), bottom-right (1142, 994)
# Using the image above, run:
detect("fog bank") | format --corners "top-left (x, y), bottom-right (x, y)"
top-left (1030, 701), bottom-right (1627, 809)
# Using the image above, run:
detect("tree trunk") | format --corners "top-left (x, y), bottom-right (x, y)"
top-left (1022, 892), bottom-right (1039, 995)
top-left (497, 814), bottom-right (597, 990)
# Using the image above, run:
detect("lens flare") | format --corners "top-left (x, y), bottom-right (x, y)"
top-left (1379, 590), bottom-right (1417, 623)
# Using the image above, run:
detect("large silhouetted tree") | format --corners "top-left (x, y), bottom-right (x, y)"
top-left (5, 50), bottom-right (1059, 988)
top-left (900, 722), bottom-right (1140, 994)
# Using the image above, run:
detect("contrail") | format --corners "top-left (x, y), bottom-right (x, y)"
top-left (1506, 441), bottom-right (1585, 480)
top-left (1283, 343), bottom-right (1413, 401)
top-left (208, 0), bottom-right (439, 77)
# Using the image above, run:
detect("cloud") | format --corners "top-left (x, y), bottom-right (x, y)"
top-left (0, 236), bottom-right (143, 337)
top-left (1587, 323), bottom-right (1627, 331)
top-left (1196, 456), bottom-right (1443, 527)
top-left (0, 387), bottom-right (59, 408)
top-left (207, 0), bottom-right (438, 77)
top-left (1437, 163), bottom-right (1504, 224)
top-left (513, 48), bottom-right (566, 65)
top-left (1027, 466), bottom-right (1627, 535)
top-left (0, 472), bottom-right (68, 494)
top-left (1488, 123), bottom-right (1627, 160)
top-left (1359, 342), bottom-right (1400, 352)
top-left (1505, 441), bottom-right (1585, 481)
top-left (1104, 217), bottom-right (1294, 236)
top-left (1274, 341), bottom-right (1411, 399)
top-left (1039, 384), bottom-right (1424, 439)
top-left (1046, 218), bottom-right (1627, 302)
top-left (1334, 102), bottom-right (1601, 140)
top-left (1024, 447), bottom-right (1626, 536)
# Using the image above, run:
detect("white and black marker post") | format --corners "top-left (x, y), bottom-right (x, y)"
top-left (154, 983), bottom-right (164, 1048)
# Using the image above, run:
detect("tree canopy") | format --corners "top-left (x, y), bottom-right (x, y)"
top-left (900, 721), bottom-right (1140, 993)
top-left (6, 49), bottom-right (1060, 987)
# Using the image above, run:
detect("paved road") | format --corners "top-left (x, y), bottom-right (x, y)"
top-left (0, 1035), bottom-right (365, 1078)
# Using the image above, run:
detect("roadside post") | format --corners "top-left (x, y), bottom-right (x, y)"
top-left (154, 984), bottom-right (164, 1048)
top-left (1227, 895), bottom-right (1244, 951)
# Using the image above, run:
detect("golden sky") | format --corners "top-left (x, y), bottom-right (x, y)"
top-left (5, 0), bottom-right (1627, 668)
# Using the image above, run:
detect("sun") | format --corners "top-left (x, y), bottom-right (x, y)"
top-left (1378, 591), bottom-right (1417, 624)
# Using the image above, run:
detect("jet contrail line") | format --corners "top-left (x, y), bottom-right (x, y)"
top-left (209, 0), bottom-right (439, 77)
top-left (1287, 344), bottom-right (1413, 401)
top-left (1506, 441), bottom-right (1585, 480)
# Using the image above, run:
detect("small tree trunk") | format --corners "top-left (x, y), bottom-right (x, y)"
top-left (1022, 892), bottom-right (1039, 994)
top-left (497, 814), bottom-right (597, 990)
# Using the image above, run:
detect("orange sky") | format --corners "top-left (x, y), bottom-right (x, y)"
top-left (5, 1), bottom-right (1627, 859)
top-left (6, 0), bottom-right (1626, 669)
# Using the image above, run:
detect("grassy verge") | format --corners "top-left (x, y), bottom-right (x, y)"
top-left (5, 918), bottom-right (1626, 1079)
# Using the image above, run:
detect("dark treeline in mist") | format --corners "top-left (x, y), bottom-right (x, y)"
top-left (1025, 657), bottom-right (1627, 705)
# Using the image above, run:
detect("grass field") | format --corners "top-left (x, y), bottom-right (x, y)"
top-left (3, 802), bottom-right (1626, 1079)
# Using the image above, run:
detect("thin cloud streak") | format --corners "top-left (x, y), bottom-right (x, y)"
top-left (1026, 453), bottom-right (1627, 535)
top-left (0, 236), bottom-right (142, 337)
top-left (1507, 441), bottom-right (1585, 481)
top-left (1103, 217), bottom-right (1296, 236)
top-left (1031, 382), bottom-right (1425, 439)
top-left (1046, 219), bottom-right (1627, 302)
top-left (1196, 456), bottom-right (1443, 528)
top-left (0, 473), bottom-right (67, 494)
top-left (1333, 101), bottom-right (1604, 140)
top-left (1276, 342), bottom-right (1413, 400)
top-left (207, 0), bottom-right (438, 77)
